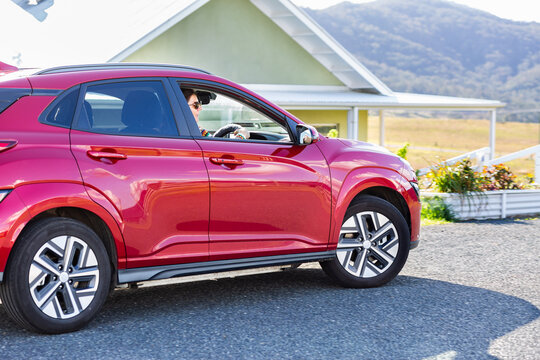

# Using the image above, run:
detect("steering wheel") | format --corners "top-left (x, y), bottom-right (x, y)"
top-left (213, 124), bottom-right (242, 137)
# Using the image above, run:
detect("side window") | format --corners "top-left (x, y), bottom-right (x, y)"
top-left (43, 88), bottom-right (79, 127)
top-left (181, 86), bottom-right (291, 142)
top-left (73, 81), bottom-right (178, 137)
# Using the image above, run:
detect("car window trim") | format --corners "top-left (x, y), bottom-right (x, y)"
top-left (172, 78), bottom-right (295, 144)
top-left (71, 77), bottom-right (191, 139)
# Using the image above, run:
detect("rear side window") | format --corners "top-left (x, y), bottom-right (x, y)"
top-left (42, 88), bottom-right (79, 127)
top-left (73, 81), bottom-right (178, 137)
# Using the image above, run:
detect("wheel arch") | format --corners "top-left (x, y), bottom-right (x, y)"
top-left (2, 183), bottom-right (126, 279)
top-left (330, 167), bottom-right (413, 247)
top-left (20, 207), bottom-right (119, 285)
top-left (353, 186), bottom-right (411, 232)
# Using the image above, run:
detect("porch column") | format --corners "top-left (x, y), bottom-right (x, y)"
top-left (489, 110), bottom-right (496, 160)
top-left (379, 110), bottom-right (385, 146)
top-left (536, 151), bottom-right (540, 184)
top-left (347, 107), bottom-right (359, 140)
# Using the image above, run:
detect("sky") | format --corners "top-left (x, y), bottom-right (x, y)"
top-left (291, 0), bottom-right (540, 23)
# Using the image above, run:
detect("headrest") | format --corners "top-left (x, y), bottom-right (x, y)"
top-left (121, 90), bottom-right (161, 129)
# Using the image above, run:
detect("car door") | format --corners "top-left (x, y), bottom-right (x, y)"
top-left (174, 80), bottom-right (332, 260)
top-left (70, 79), bottom-right (210, 268)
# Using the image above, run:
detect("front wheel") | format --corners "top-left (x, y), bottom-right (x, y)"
top-left (321, 195), bottom-right (410, 288)
top-left (0, 218), bottom-right (111, 333)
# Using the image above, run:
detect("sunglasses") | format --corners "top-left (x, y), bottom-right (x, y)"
top-left (189, 101), bottom-right (202, 110)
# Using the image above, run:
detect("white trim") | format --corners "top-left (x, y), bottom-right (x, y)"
top-left (353, 107), bottom-right (360, 140)
top-left (273, 0), bottom-right (393, 95)
top-left (281, 105), bottom-right (503, 111)
top-left (423, 190), bottom-right (540, 220)
top-left (283, 106), bottom-right (352, 110)
top-left (244, 84), bottom-right (504, 110)
top-left (379, 110), bottom-right (385, 146)
top-left (489, 110), bottom-right (497, 160)
top-left (502, 192), bottom-right (507, 218)
top-left (536, 152), bottom-right (540, 184)
top-left (250, 0), bottom-right (393, 95)
top-left (109, 0), bottom-right (210, 62)
top-left (242, 84), bottom-right (350, 92)
top-left (347, 108), bottom-right (354, 140)
top-left (362, 106), bottom-right (505, 110)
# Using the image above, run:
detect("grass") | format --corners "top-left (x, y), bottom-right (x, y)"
top-left (421, 218), bottom-right (453, 225)
top-left (367, 115), bottom-right (539, 177)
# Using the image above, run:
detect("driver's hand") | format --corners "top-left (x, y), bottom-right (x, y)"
top-left (234, 128), bottom-right (250, 140)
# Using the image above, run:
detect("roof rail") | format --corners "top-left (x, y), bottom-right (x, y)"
top-left (35, 63), bottom-right (211, 75)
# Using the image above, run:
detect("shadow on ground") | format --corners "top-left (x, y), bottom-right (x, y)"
top-left (0, 269), bottom-right (538, 359)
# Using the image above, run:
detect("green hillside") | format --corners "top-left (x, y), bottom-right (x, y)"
top-left (306, 0), bottom-right (540, 121)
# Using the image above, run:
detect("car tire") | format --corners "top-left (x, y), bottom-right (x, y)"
top-left (321, 195), bottom-right (410, 288)
top-left (0, 217), bottom-right (111, 334)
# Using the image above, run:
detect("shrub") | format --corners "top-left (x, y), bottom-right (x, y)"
top-left (327, 129), bottom-right (338, 138)
top-left (425, 159), bottom-right (525, 193)
top-left (396, 143), bottom-right (409, 160)
top-left (427, 159), bottom-right (484, 194)
top-left (480, 164), bottom-right (523, 190)
top-left (421, 196), bottom-right (455, 221)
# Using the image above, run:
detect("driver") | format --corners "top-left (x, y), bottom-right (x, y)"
top-left (182, 88), bottom-right (250, 139)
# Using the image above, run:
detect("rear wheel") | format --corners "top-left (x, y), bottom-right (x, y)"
top-left (321, 195), bottom-right (410, 288)
top-left (0, 218), bottom-right (111, 333)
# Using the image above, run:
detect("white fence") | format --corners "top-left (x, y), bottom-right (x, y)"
top-left (423, 190), bottom-right (540, 220)
top-left (418, 145), bottom-right (540, 183)
top-left (417, 147), bottom-right (490, 176)
top-left (483, 145), bottom-right (540, 183)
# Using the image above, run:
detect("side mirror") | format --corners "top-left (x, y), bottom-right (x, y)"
top-left (296, 124), bottom-right (319, 145)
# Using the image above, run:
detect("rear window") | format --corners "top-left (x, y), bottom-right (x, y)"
top-left (0, 88), bottom-right (31, 114)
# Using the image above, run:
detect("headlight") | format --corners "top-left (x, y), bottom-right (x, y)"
top-left (410, 182), bottom-right (420, 199)
top-left (399, 158), bottom-right (418, 182)
top-left (0, 189), bottom-right (11, 203)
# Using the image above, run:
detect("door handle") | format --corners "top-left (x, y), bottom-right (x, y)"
top-left (87, 151), bottom-right (127, 160)
top-left (209, 157), bottom-right (244, 165)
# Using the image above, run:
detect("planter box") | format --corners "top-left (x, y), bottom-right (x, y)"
top-left (422, 190), bottom-right (540, 220)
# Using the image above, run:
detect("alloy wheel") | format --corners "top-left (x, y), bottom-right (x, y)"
top-left (337, 211), bottom-right (399, 278)
top-left (28, 235), bottom-right (100, 319)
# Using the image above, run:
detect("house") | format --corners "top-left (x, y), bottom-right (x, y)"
top-left (0, 0), bottom-right (504, 157)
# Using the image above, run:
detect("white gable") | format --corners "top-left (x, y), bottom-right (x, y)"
top-left (0, 0), bottom-right (391, 94)
top-left (251, 0), bottom-right (392, 95)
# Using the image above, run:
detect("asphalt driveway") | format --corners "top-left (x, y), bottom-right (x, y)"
top-left (0, 219), bottom-right (539, 359)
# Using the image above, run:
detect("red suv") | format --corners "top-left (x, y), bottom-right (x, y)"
top-left (0, 63), bottom-right (420, 333)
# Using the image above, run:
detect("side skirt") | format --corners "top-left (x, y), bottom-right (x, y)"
top-left (117, 251), bottom-right (336, 284)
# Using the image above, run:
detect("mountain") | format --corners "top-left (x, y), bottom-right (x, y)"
top-left (305, 0), bottom-right (540, 121)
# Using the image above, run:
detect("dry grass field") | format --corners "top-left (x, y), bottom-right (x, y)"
top-left (366, 115), bottom-right (540, 177)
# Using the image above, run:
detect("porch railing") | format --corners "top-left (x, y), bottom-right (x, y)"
top-left (417, 145), bottom-right (540, 183)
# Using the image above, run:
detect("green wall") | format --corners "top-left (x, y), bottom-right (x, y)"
top-left (125, 0), bottom-right (343, 86)
top-left (124, 0), bottom-right (370, 140)
top-left (289, 109), bottom-right (369, 140)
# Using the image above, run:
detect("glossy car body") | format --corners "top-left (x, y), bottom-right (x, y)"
top-left (0, 63), bottom-right (420, 333)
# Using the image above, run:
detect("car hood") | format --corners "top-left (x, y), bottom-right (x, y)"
top-left (337, 138), bottom-right (394, 155)
top-left (331, 138), bottom-right (416, 182)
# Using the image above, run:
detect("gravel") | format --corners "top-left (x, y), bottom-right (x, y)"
top-left (0, 219), bottom-right (539, 359)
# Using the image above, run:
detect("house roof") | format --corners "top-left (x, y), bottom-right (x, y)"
top-left (0, 0), bottom-right (503, 109)
top-left (1, 0), bottom-right (390, 94)
top-left (245, 85), bottom-right (505, 110)
top-left (250, 0), bottom-right (392, 95)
